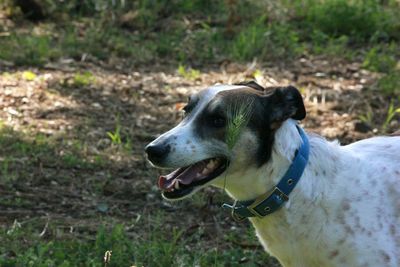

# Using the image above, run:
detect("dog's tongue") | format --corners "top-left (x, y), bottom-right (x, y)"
top-left (158, 160), bottom-right (208, 190)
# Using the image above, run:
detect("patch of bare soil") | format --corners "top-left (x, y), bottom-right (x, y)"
top-left (0, 56), bottom-right (397, 257)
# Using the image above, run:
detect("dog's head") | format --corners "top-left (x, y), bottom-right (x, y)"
top-left (145, 82), bottom-right (305, 200)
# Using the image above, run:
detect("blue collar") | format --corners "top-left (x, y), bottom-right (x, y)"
top-left (222, 125), bottom-right (310, 221)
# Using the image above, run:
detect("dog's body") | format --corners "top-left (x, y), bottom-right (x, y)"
top-left (146, 83), bottom-right (400, 267)
top-left (245, 120), bottom-right (400, 267)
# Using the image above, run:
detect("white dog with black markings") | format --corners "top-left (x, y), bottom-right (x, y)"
top-left (145, 81), bottom-right (400, 267)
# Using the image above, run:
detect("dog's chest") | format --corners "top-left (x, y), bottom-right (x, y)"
top-left (250, 210), bottom-right (348, 267)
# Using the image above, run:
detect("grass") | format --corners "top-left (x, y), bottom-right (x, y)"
top-left (0, 128), bottom-right (51, 161)
top-left (0, 124), bottom-right (273, 266)
top-left (0, 34), bottom-right (57, 66)
top-left (303, 0), bottom-right (398, 40)
top-left (177, 65), bottom-right (201, 80)
top-left (358, 110), bottom-right (373, 126)
top-left (0, 125), bottom-right (101, 184)
top-left (1, 1), bottom-right (400, 265)
top-left (361, 42), bottom-right (400, 95)
top-left (230, 18), bottom-right (267, 62)
top-left (378, 71), bottom-right (400, 95)
top-left (0, 212), bottom-right (271, 267)
top-left (226, 99), bottom-right (255, 150)
top-left (382, 101), bottom-right (400, 132)
top-left (358, 100), bottom-right (400, 133)
top-left (1, 0), bottom-right (399, 72)
top-left (106, 114), bottom-right (133, 152)
top-left (73, 72), bottom-right (96, 87)
top-left (231, 20), bottom-right (303, 62)
top-left (1, 157), bottom-right (14, 183)
top-left (362, 43), bottom-right (398, 73)
top-left (0, 124), bottom-right (272, 266)
top-left (1, 7), bottom-right (399, 107)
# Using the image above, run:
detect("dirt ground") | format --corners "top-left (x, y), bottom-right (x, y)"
top-left (0, 56), bottom-right (398, 264)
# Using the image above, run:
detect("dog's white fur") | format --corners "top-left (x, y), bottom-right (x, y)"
top-left (227, 119), bottom-right (400, 267)
top-left (151, 85), bottom-right (400, 266)
top-left (151, 85), bottom-right (245, 170)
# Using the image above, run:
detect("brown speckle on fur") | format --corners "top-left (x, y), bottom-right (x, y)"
top-left (329, 250), bottom-right (339, 259)
top-left (344, 225), bottom-right (354, 235)
top-left (390, 224), bottom-right (396, 235)
top-left (342, 200), bottom-right (350, 211)
top-left (337, 213), bottom-right (345, 224)
top-left (380, 251), bottom-right (391, 263)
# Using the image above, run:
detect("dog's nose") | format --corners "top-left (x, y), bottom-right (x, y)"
top-left (145, 143), bottom-right (171, 163)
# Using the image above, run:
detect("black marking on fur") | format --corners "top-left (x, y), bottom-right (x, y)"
top-left (183, 85), bottom-right (306, 167)
top-left (235, 81), bottom-right (265, 92)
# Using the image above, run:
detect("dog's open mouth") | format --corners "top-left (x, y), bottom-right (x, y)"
top-left (158, 157), bottom-right (229, 199)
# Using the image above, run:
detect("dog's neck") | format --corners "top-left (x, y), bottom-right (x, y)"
top-left (221, 119), bottom-right (304, 202)
top-left (220, 119), bottom-right (343, 264)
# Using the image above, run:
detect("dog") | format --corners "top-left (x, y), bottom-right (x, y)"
top-left (145, 81), bottom-right (400, 267)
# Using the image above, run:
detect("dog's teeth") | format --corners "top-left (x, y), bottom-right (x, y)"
top-left (202, 168), bottom-right (210, 175)
top-left (174, 181), bottom-right (180, 190)
top-left (206, 161), bottom-right (215, 169)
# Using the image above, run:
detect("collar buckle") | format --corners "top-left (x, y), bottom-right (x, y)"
top-left (231, 209), bottom-right (246, 222)
top-left (247, 187), bottom-right (289, 218)
top-left (222, 201), bottom-right (247, 222)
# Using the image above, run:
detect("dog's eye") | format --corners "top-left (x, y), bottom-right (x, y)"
top-left (211, 116), bottom-right (226, 128)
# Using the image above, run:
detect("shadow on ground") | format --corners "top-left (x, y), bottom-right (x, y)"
top-left (0, 59), bottom-right (398, 266)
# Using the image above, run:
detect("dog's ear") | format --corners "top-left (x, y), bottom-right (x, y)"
top-left (266, 86), bottom-right (306, 122)
top-left (234, 81), bottom-right (264, 91)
